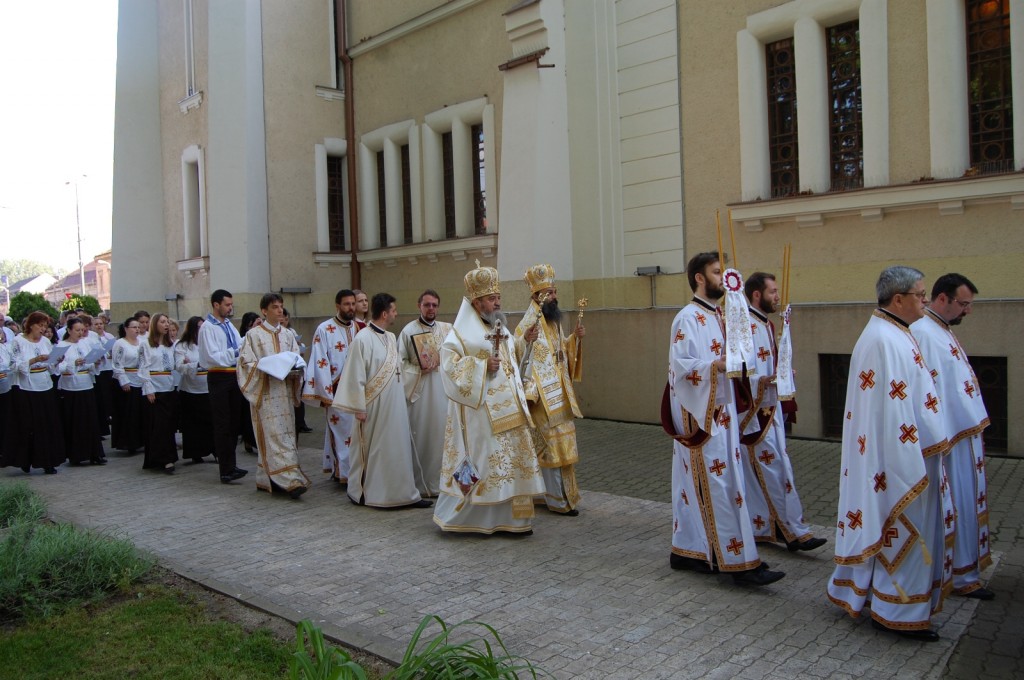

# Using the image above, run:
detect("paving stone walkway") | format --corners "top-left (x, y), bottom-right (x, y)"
top-left (12, 418), bottom-right (1018, 679)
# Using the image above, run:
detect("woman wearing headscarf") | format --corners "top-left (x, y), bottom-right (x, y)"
top-left (56, 316), bottom-right (106, 465)
top-left (6, 311), bottom-right (65, 474)
top-left (111, 317), bottom-right (145, 453)
top-left (139, 313), bottom-right (179, 474)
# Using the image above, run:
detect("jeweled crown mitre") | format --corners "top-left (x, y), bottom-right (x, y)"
top-left (524, 263), bottom-right (556, 294)
top-left (464, 261), bottom-right (501, 299)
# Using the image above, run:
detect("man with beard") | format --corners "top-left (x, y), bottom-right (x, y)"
top-left (911, 274), bottom-right (993, 600)
top-left (740, 272), bottom-right (826, 551)
top-left (303, 289), bottom-right (366, 484)
top-left (665, 252), bottom-right (784, 586)
top-left (398, 290), bottom-right (452, 497)
top-left (433, 263), bottom-right (545, 534)
top-left (515, 264), bottom-right (585, 515)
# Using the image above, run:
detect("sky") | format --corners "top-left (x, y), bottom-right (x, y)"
top-left (0, 1), bottom-right (118, 273)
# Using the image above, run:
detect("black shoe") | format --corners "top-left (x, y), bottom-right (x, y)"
top-left (184, 458), bottom-right (205, 465)
top-left (92, 458), bottom-right (108, 465)
top-left (408, 499), bottom-right (433, 508)
top-left (44, 467), bottom-right (59, 475)
top-left (787, 536), bottom-right (828, 552)
top-left (220, 468), bottom-right (248, 484)
top-left (732, 564), bottom-right (785, 586)
top-left (553, 508), bottom-right (579, 516)
top-left (298, 426), bottom-right (313, 434)
top-left (163, 465), bottom-right (175, 475)
top-left (494, 529), bottom-right (533, 537)
top-left (670, 553), bottom-right (719, 574)
top-left (289, 486), bottom-right (308, 500)
top-left (21, 465), bottom-right (31, 474)
top-left (349, 496), bottom-right (365, 506)
top-left (220, 475), bottom-right (237, 484)
top-left (871, 618), bottom-right (939, 642)
top-left (962, 587), bottom-right (995, 600)
top-left (243, 445), bottom-right (256, 454)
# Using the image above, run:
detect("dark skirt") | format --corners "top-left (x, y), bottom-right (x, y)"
top-left (59, 388), bottom-right (106, 464)
top-left (179, 391), bottom-right (214, 461)
top-left (5, 386), bottom-right (65, 471)
top-left (143, 390), bottom-right (179, 469)
top-left (94, 370), bottom-right (113, 435)
top-left (241, 395), bottom-right (257, 450)
top-left (0, 389), bottom-right (11, 466)
top-left (111, 384), bottom-right (145, 452)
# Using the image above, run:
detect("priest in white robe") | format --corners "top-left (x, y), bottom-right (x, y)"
top-left (331, 293), bottom-right (430, 509)
top-left (515, 264), bottom-right (585, 515)
top-left (237, 294), bottom-right (312, 499)
top-left (664, 252), bottom-right (784, 586)
top-left (911, 273), bottom-right (992, 600)
top-left (397, 289), bottom-right (452, 497)
top-left (302, 289), bottom-right (364, 484)
top-left (433, 262), bottom-right (545, 535)
top-left (828, 266), bottom-right (952, 642)
top-left (739, 272), bottom-right (825, 552)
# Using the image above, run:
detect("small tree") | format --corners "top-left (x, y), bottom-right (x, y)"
top-left (8, 292), bottom-right (59, 325)
top-left (59, 294), bottom-right (102, 317)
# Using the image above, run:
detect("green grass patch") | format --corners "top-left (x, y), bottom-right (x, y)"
top-left (0, 481), bottom-right (47, 527)
top-left (0, 582), bottom-right (292, 679)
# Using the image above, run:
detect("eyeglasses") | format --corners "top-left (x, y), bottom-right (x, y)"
top-left (952, 299), bottom-right (973, 308)
top-left (901, 290), bottom-right (927, 300)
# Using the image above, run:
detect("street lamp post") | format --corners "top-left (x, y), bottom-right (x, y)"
top-left (66, 177), bottom-right (87, 297)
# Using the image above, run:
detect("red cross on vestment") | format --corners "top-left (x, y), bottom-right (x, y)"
top-left (735, 492), bottom-right (743, 508)
top-left (695, 312), bottom-right (706, 326)
top-left (317, 358), bottom-right (328, 368)
top-left (330, 365), bottom-right (337, 374)
top-left (759, 450), bottom-right (775, 465)
top-left (882, 526), bottom-right (899, 548)
top-left (685, 370), bottom-right (702, 387)
top-left (329, 413), bottom-right (340, 425)
top-left (313, 336), bottom-right (320, 344)
top-left (785, 481), bottom-right (792, 493)
top-left (873, 472), bottom-right (887, 492)
top-left (674, 329), bottom-right (685, 343)
top-left (680, 490), bottom-right (689, 505)
top-left (964, 381), bottom-right (975, 398)
top-left (858, 435), bottom-right (867, 455)
top-left (717, 410), bottom-right (731, 429)
top-left (899, 424), bottom-right (918, 444)
top-left (710, 339), bottom-right (722, 356)
top-left (924, 393), bottom-right (939, 413)
top-left (326, 384), bottom-right (334, 395)
top-left (334, 342), bottom-right (345, 352)
top-left (726, 537), bottom-right (744, 556)
top-left (976, 458), bottom-right (985, 472)
top-left (913, 350), bottom-right (923, 368)
top-left (980, 532), bottom-right (988, 548)
top-left (889, 380), bottom-right (908, 400)
top-left (750, 323), bottom-right (757, 334)
top-left (307, 378), bottom-right (315, 388)
top-left (944, 555), bottom-right (953, 573)
top-left (757, 346), bottom-right (771, 362)
top-left (859, 370), bottom-right (876, 390)
top-left (326, 324), bottom-right (336, 334)
top-left (846, 509), bottom-right (863, 530)
top-left (709, 458), bottom-right (727, 476)
top-left (944, 510), bottom-right (954, 529)
top-left (949, 343), bottom-right (960, 359)
top-left (753, 515), bottom-right (765, 530)
top-left (344, 437), bottom-right (351, 446)
top-left (977, 492), bottom-right (986, 508)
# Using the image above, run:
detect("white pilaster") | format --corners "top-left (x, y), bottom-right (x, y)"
top-left (927, 0), bottom-right (970, 178)
top-left (794, 16), bottom-right (830, 193)
top-left (737, 29), bottom-right (770, 201)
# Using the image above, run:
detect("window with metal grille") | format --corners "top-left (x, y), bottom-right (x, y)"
top-left (968, 355), bottom-right (1008, 451)
top-left (376, 150), bottom-right (387, 247)
top-left (327, 155), bottom-right (345, 252)
top-left (766, 38), bottom-right (798, 198)
top-left (471, 123), bottom-right (487, 234)
top-left (966, 0), bottom-right (1013, 173)
top-left (828, 21), bottom-right (863, 192)
top-left (819, 353), bottom-right (851, 439)
top-left (442, 131), bottom-right (456, 239)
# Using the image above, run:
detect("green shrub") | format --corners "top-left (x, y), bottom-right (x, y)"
top-left (290, 619), bottom-right (369, 680)
top-left (0, 482), bottom-right (47, 527)
top-left (7, 292), bottom-right (58, 325)
top-left (59, 294), bottom-right (103, 316)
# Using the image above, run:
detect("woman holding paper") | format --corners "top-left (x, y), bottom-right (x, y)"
top-left (56, 316), bottom-right (106, 466)
top-left (91, 314), bottom-right (116, 437)
top-left (111, 317), bottom-right (146, 453)
top-left (5, 311), bottom-right (64, 474)
top-left (139, 313), bottom-right (179, 474)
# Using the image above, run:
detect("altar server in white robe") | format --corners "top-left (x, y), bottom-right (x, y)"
top-left (665, 252), bottom-right (783, 586)
top-left (238, 294), bottom-right (312, 499)
top-left (515, 264), bottom-right (585, 515)
top-left (398, 289), bottom-right (452, 497)
top-left (828, 266), bottom-right (952, 642)
top-left (739, 272), bottom-right (825, 552)
top-left (433, 263), bottom-right (545, 535)
top-left (302, 289), bottom-right (364, 484)
top-left (332, 293), bottom-right (430, 509)
top-left (911, 273), bottom-right (993, 600)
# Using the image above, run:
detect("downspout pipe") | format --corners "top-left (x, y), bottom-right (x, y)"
top-left (337, 0), bottom-right (360, 289)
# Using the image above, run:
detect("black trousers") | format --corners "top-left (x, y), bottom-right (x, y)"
top-left (207, 371), bottom-right (241, 476)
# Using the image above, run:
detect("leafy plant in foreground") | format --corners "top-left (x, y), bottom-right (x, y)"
top-left (0, 481), bottom-right (47, 527)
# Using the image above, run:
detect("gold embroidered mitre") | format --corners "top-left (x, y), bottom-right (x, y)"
top-left (464, 262), bottom-right (501, 300)
top-left (525, 263), bottom-right (556, 294)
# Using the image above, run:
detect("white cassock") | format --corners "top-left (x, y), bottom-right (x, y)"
top-left (911, 310), bottom-right (991, 595)
top-left (433, 298), bottom-right (545, 534)
top-left (828, 310), bottom-right (952, 630)
top-left (515, 301), bottom-right (583, 513)
top-left (237, 322), bottom-right (312, 495)
top-left (739, 306), bottom-right (813, 544)
top-left (398, 317), bottom-right (453, 497)
top-left (302, 316), bottom-right (363, 481)
top-left (331, 325), bottom-right (421, 508)
top-left (666, 298), bottom-right (761, 572)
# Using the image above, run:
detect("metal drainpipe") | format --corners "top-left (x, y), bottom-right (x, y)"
top-left (337, 0), bottom-right (360, 290)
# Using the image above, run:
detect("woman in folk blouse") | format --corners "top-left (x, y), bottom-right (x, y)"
top-left (57, 316), bottom-right (106, 466)
top-left (6, 311), bottom-right (65, 474)
top-left (111, 317), bottom-right (145, 453)
top-left (139, 313), bottom-right (179, 473)
top-left (174, 316), bottom-right (215, 465)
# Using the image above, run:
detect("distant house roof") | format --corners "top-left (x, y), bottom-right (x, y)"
top-left (9, 274), bottom-right (57, 294)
